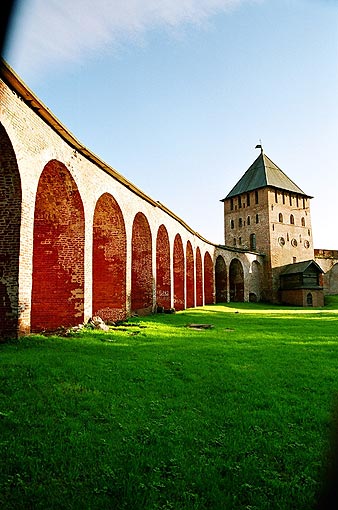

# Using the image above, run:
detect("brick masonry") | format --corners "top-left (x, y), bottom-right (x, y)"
top-left (0, 64), bottom-right (272, 338)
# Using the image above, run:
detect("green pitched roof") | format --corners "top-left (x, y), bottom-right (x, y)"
top-left (222, 152), bottom-right (311, 200)
top-left (280, 260), bottom-right (324, 276)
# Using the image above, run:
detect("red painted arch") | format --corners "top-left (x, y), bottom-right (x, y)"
top-left (173, 234), bottom-right (185, 311)
top-left (156, 224), bottom-right (171, 309)
top-left (131, 212), bottom-right (153, 313)
top-left (31, 160), bottom-right (85, 331)
top-left (195, 247), bottom-right (203, 306)
top-left (186, 241), bottom-right (195, 308)
top-left (0, 123), bottom-right (21, 339)
top-left (93, 193), bottom-right (127, 322)
top-left (204, 251), bottom-right (214, 305)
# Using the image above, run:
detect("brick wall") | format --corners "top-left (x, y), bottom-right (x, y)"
top-left (186, 241), bottom-right (195, 308)
top-left (31, 160), bottom-right (85, 331)
top-left (195, 247), bottom-right (203, 306)
top-left (204, 252), bottom-right (214, 304)
top-left (0, 123), bottom-right (21, 339)
top-left (93, 193), bottom-right (127, 322)
top-left (0, 66), bottom-right (265, 337)
top-left (215, 255), bottom-right (227, 302)
top-left (131, 212), bottom-right (153, 313)
top-left (156, 224), bottom-right (171, 309)
top-left (173, 234), bottom-right (185, 311)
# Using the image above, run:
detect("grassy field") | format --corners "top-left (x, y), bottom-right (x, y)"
top-left (1, 298), bottom-right (338, 509)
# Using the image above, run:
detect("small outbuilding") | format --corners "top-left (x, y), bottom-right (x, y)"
top-left (279, 260), bottom-right (324, 307)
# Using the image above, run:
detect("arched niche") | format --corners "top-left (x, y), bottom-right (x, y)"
top-left (215, 255), bottom-right (227, 303)
top-left (229, 258), bottom-right (244, 302)
top-left (131, 212), bottom-right (153, 313)
top-left (93, 193), bottom-right (127, 322)
top-left (0, 123), bottom-right (21, 339)
top-left (173, 234), bottom-right (185, 311)
top-left (156, 224), bottom-right (171, 310)
top-left (31, 160), bottom-right (85, 331)
top-left (195, 247), bottom-right (203, 306)
top-left (186, 241), bottom-right (195, 309)
top-left (204, 251), bottom-right (214, 305)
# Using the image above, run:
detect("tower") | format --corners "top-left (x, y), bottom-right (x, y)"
top-left (221, 148), bottom-right (314, 302)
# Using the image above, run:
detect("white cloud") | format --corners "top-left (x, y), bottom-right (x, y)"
top-left (6, 0), bottom-right (255, 77)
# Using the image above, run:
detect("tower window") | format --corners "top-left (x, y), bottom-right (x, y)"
top-left (289, 194), bottom-right (292, 206)
top-left (247, 216), bottom-right (251, 226)
top-left (275, 190), bottom-right (278, 203)
top-left (279, 213), bottom-right (283, 223)
top-left (301, 217), bottom-right (305, 227)
top-left (255, 191), bottom-right (259, 204)
top-left (247, 192), bottom-right (250, 206)
top-left (290, 214), bottom-right (295, 225)
top-left (250, 233), bottom-right (256, 251)
top-left (296, 196), bottom-right (299, 208)
top-left (239, 237), bottom-right (242, 245)
top-left (282, 193), bottom-right (285, 205)
top-left (238, 195), bottom-right (242, 208)
top-left (303, 198), bottom-right (306, 209)
top-left (230, 219), bottom-right (234, 229)
top-left (255, 214), bottom-right (259, 224)
top-left (239, 218), bottom-right (243, 228)
top-left (233, 238), bottom-right (236, 246)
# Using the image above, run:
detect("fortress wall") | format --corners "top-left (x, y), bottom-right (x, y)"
top-left (0, 64), bottom-right (263, 337)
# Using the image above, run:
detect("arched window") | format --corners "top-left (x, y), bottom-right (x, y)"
top-left (279, 213), bottom-right (283, 223)
top-left (301, 217), bottom-right (305, 227)
top-left (290, 214), bottom-right (295, 225)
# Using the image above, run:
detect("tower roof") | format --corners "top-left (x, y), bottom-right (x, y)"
top-left (222, 152), bottom-right (312, 200)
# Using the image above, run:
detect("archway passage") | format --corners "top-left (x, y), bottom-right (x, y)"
top-left (229, 258), bottom-right (244, 302)
top-left (131, 213), bottom-right (153, 313)
top-left (195, 247), bottom-right (203, 306)
top-left (173, 234), bottom-right (185, 311)
top-left (186, 241), bottom-right (195, 308)
top-left (0, 123), bottom-right (21, 339)
top-left (31, 160), bottom-right (85, 331)
top-left (204, 252), bottom-right (214, 305)
top-left (93, 193), bottom-right (126, 322)
top-left (156, 225), bottom-right (171, 310)
top-left (215, 255), bottom-right (227, 303)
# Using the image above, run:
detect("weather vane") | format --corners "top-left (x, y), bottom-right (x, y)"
top-left (255, 139), bottom-right (263, 153)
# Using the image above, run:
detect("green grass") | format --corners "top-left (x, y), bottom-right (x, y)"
top-left (1, 297), bottom-right (338, 509)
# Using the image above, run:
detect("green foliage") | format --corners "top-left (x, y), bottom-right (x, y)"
top-left (1, 299), bottom-right (338, 509)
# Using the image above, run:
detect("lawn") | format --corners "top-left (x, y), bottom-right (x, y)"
top-left (1, 298), bottom-right (338, 509)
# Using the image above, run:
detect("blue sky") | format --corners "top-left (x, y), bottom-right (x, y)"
top-left (4, 0), bottom-right (338, 248)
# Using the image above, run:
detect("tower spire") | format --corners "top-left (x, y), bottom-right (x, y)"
top-left (255, 140), bottom-right (263, 154)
